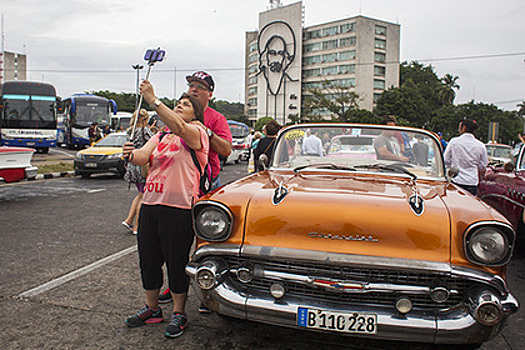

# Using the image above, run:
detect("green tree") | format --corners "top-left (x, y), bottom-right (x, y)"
top-left (517, 101), bottom-right (525, 118)
top-left (303, 80), bottom-right (360, 122)
top-left (90, 90), bottom-right (174, 112)
top-left (437, 74), bottom-right (460, 105)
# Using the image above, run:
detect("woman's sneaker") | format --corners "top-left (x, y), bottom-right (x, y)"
top-left (158, 288), bottom-right (173, 304)
top-left (164, 312), bottom-right (188, 338)
top-left (125, 305), bottom-right (163, 327)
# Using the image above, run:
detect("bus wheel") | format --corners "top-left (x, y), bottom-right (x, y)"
top-left (42, 147), bottom-right (49, 154)
top-left (80, 172), bottom-right (91, 179)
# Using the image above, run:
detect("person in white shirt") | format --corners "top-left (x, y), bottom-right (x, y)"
top-left (444, 119), bottom-right (488, 195)
top-left (302, 129), bottom-right (324, 156)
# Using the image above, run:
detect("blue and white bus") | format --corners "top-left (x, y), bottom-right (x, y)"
top-left (57, 94), bottom-right (117, 148)
top-left (0, 81), bottom-right (59, 153)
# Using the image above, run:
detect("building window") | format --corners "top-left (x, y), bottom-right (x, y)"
top-left (304, 68), bottom-right (321, 77)
top-left (339, 36), bottom-right (356, 47)
top-left (303, 81), bottom-right (322, 90)
top-left (303, 55), bottom-right (322, 65)
top-left (337, 78), bottom-right (356, 88)
top-left (373, 93), bottom-right (382, 103)
top-left (374, 52), bottom-right (386, 62)
top-left (249, 42), bottom-right (257, 53)
top-left (339, 50), bottom-right (356, 61)
top-left (249, 76), bottom-right (258, 85)
top-left (322, 53), bottom-right (337, 62)
top-left (322, 66), bottom-right (338, 76)
top-left (249, 53), bottom-right (258, 63)
top-left (249, 65), bottom-right (258, 74)
top-left (338, 64), bottom-right (355, 74)
top-left (374, 79), bottom-right (385, 90)
top-left (375, 25), bottom-right (387, 36)
top-left (305, 42), bottom-right (323, 52)
top-left (248, 87), bottom-right (257, 95)
top-left (340, 23), bottom-right (355, 33)
top-left (248, 98), bottom-right (257, 106)
top-left (374, 66), bottom-right (386, 76)
top-left (322, 39), bottom-right (338, 50)
top-left (249, 109), bottom-right (257, 116)
top-left (306, 29), bottom-right (322, 40)
top-left (375, 38), bottom-right (386, 50)
top-left (323, 26), bottom-right (339, 37)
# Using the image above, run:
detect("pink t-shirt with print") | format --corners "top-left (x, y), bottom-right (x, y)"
top-left (142, 127), bottom-right (209, 209)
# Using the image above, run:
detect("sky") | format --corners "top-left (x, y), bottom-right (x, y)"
top-left (2, 0), bottom-right (524, 111)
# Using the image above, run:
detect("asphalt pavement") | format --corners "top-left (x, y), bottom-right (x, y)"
top-left (0, 159), bottom-right (524, 349)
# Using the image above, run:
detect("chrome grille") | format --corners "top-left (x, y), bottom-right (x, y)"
top-left (223, 256), bottom-right (475, 311)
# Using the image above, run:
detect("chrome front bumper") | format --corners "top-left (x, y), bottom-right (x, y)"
top-left (186, 245), bottom-right (519, 344)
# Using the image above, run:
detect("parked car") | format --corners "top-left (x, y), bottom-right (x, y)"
top-left (74, 132), bottom-right (128, 178)
top-left (226, 120), bottom-right (250, 164)
top-left (186, 123), bottom-right (518, 346)
top-left (485, 143), bottom-right (513, 165)
top-left (325, 134), bottom-right (377, 160)
top-left (479, 144), bottom-right (525, 232)
top-left (0, 146), bottom-right (38, 183)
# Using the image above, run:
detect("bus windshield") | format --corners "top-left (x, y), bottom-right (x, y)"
top-left (1, 96), bottom-right (56, 129)
top-left (74, 103), bottom-right (110, 127)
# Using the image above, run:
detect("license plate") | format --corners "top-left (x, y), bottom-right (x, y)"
top-left (85, 162), bottom-right (98, 168)
top-left (297, 307), bottom-right (377, 334)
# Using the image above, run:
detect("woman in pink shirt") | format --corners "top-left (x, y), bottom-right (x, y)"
top-left (122, 83), bottom-right (209, 339)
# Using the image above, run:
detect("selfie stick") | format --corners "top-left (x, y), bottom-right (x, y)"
top-left (130, 48), bottom-right (166, 140)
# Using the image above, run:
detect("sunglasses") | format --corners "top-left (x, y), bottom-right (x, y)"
top-left (187, 82), bottom-right (210, 91)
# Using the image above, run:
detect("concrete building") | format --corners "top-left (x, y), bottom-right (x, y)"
top-left (0, 51), bottom-right (27, 83)
top-left (245, 1), bottom-right (400, 125)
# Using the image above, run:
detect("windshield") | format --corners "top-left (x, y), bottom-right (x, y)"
top-left (229, 123), bottom-right (249, 138)
top-left (272, 125), bottom-right (445, 179)
top-left (74, 103), bottom-right (110, 127)
top-left (486, 145), bottom-right (511, 158)
top-left (1, 97), bottom-right (56, 129)
top-left (94, 133), bottom-right (128, 147)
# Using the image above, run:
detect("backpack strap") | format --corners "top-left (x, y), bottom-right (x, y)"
top-left (179, 138), bottom-right (203, 175)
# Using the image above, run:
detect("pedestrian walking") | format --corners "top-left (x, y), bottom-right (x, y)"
top-left (122, 109), bottom-right (153, 235)
top-left (444, 119), bottom-right (488, 196)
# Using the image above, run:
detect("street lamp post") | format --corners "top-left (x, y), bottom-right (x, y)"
top-left (132, 64), bottom-right (144, 110)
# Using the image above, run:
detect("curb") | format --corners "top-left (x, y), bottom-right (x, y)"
top-left (32, 171), bottom-right (76, 181)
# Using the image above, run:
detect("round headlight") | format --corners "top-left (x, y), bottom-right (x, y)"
top-left (465, 226), bottom-right (513, 266)
top-left (194, 203), bottom-right (233, 242)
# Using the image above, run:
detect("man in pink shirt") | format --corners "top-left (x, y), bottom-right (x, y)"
top-left (185, 71), bottom-right (232, 187)
top-left (158, 71), bottom-right (232, 309)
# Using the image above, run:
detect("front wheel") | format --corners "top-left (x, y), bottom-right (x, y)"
top-left (80, 172), bottom-right (91, 179)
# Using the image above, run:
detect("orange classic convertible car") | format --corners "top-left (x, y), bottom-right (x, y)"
top-left (186, 124), bottom-right (518, 346)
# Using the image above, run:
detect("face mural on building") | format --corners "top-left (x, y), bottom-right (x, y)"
top-left (257, 20), bottom-right (298, 96)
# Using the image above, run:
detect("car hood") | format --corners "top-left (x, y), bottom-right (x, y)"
top-left (79, 147), bottom-right (122, 155)
top-left (239, 172), bottom-right (454, 264)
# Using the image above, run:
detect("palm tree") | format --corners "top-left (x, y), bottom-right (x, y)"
top-left (437, 74), bottom-right (460, 105)
top-left (517, 101), bottom-right (525, 118)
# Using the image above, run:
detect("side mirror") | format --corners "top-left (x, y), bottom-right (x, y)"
top-left (447, 167), bottom-right (459, 179)
top-left (504, 161), bottom-right (515, 173)
top-left (259, 154), bottom-right (269, 170)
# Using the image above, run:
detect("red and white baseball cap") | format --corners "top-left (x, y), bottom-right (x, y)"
top-left (186, 71), bottom-right (215, 91)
